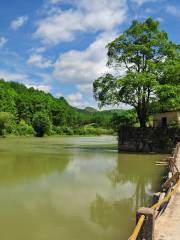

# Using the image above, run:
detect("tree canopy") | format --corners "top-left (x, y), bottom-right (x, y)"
top-left (93, 18), bottom-right (180, 127)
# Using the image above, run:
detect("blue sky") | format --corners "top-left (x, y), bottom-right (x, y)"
top-left (0, 0), bottom-right (179, 108)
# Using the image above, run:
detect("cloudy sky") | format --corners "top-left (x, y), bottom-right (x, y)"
top-left (0, 0), bottom-right (179, 108)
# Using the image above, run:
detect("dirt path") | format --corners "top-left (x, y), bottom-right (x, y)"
top-left (155, 150), bottom-right (180, 240)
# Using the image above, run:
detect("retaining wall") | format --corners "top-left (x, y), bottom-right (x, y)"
top-left (118, 127), bottom-right (180, 153)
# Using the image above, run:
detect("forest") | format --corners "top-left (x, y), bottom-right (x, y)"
top-left (0, 79), bottom-right (132, 137)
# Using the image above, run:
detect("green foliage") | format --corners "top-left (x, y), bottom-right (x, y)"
top-left (93, 18), bottom-right (180, 127)
top-left (0, 80), bottom-right (17, 116)
top-left (0, 79), bottom-right (131, 136)
top-left (32, 112), bottom-right (51, 137)
top-left (74, 125), bottom-right (113, 136)
top-left (15, 120), bottom-right (35, 136)
top-left (111, 111), bottom-right (137, 130)
top-left (0, 112), bottom-right (14, 136)
top-left (168, 120), bottom-right (179, 128)
top-left (59, 126), bottom-right (74, 135)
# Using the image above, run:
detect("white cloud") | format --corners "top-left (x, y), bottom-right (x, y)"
top-left (0, 70), bottom-right (27, 82)
top-left (131, 0), bottom-right (160, 6)
top-left (166, 5), bottom-right (180, 17)
top-left (55, 92), bottom-right (63, 98)
top-left (53, 32), bottom-right (117, 85)
top-left (77, 84), bottom-right (92, 93)
top-left (10, 16), bottom-right (28, 30)
top-left (67, 92), bottom-right (89, 107)
top-left (26, 84), bottom-right (52, 93)
top-left (30, 47), bottom-right (46, 53)
top-left (35, 0), bottom-right (127, 44)
top-left (49, 0), bottom-right (61, 4)
top-left (27, 54), bottom-right (53, 69)
top-left (0, 70), bottom-right (52, 94)
top-left (156, 17), bottom-right (164, 22)
top-left (0, 37), bottom-right (7, 48)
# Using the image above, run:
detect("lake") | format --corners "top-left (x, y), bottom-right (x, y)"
top-left (0, 136), bottom-right (165, 240)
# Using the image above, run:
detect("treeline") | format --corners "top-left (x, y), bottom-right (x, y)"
top-left (0, 79), bottom-right (132, 137)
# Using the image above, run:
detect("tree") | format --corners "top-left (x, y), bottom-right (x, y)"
top-left (32, 112), bottom-right (51, 137)
top-left (93, 18), bottom-right (180, 127)
top-left (155, 57), bottom-right (180, 112)
top-left (111, 111), bottom-right (137, 131)
top-left (0, 80), bottom-right (17, 115)
top-left (0, 112), bottom-right (14, 136)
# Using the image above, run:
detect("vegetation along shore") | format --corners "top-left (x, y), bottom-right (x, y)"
top-left (0, 79), bottom-right (133, 137)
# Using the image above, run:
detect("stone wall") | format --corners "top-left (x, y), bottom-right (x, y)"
top-left (118, 127), bottom-right (180, 153)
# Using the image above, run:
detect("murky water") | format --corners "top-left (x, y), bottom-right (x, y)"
top-left (0, 136), bottom-right (165, 240)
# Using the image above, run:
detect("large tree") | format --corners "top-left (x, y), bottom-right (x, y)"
top-left (32, 112), bottom-right (51, 137)
top-left (93, 18), bottom-right (180, 127)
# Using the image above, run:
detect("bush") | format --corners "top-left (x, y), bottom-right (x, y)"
top-left (15, 120), bottom-right (35, 136)
top-left (32, 112), bottom-right (51, 137)
top-left (0, 112), bottom-right (14, 136)
top-left (52, 126), bottom-right (64, 135)
top-left (61, 126), bottom-right (74, 135)
top-left (168, 120), bottom-right (179, 128)
top-left (74, 125), bottom-right (113, 135)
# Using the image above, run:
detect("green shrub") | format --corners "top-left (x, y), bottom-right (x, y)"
top-left (168, 120), bottom-right (179, 128)
top-left (52, 126), bottom-right (64, 135)
top-left (0, 112), bottom-right (14, 136)
top-left (50, 126), bottom-right (74, 135)
top-left (15, 120), bottom-right (35, 136)
top-left (61, 126), bottom-right (74, 135)
top-left (74, 125), bottom-right (113, 135)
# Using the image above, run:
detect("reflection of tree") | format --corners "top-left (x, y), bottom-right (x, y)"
top-left (107, 154), bottom-right (164, 209)
top-left (90, 194), bottom-right (134, 239)
top-left (90, 154), bottom-right (164, 238)
top-left (91, 194), bottom-right (133, 229)
top-left (0, 151), bottom-right (70, 185)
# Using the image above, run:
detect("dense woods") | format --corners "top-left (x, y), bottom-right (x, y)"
top-left (0, 79), bottom-right (129, 137)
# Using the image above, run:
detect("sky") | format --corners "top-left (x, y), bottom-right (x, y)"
top-left (0, 0), bottom-right (179, 109)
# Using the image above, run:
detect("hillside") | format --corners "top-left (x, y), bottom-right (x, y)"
top-left (0, 79), bottom-right (125, 136)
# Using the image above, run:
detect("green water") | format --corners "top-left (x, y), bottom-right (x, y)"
top-left (0, 136), bottom-right (165, 240)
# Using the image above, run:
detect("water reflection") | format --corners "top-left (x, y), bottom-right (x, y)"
top-left (90, 153), bottom-right (165, 238)
top-left (0, 152), bottom-right (70, 184)
top-left (0, 137), bottom-right (165, 240)
top-left (108, 154), bottom-right (164, 208)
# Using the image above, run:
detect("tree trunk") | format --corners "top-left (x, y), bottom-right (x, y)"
top-left (136, 106), bottom-right (147, 128)
top-left (139, 117), bottom-right (146, 128)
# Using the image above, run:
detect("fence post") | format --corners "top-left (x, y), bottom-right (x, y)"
top-left (136, 207), bottom-right (155, 240)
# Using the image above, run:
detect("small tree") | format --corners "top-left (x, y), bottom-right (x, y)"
top-left (93, 18), bottom-right (180, 127)
top-left (32, 112), bottom-right (51, 137)
top-left (0, 112), bottom-right (13, 136)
